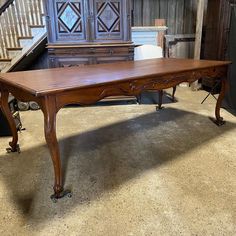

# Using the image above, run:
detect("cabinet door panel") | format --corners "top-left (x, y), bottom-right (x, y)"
top-left (91, 0), bottom-right (126, 41)
top-left (46, 0), bottom-right (88, 43)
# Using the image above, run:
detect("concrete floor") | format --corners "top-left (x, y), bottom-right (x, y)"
top-left (0, 87), bottom-right (236, 236)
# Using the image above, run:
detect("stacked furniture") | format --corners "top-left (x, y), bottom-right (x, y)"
top-left (0, 95), bottom-right (22, 136)
top-left (164, 34), bottom-right (196, 101)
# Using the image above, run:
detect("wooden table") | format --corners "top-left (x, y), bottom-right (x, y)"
top-left (0, 58), bottom-right (231, 202)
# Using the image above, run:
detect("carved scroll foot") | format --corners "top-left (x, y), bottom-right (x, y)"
top-left (0, 90), bottom-right (19, 153)
top-left (209, 117), bottom-right (226, 126)
top-left (50, 189), bottom-right (72, 203)
top-left (215, 117), bottom-right (226, 126)
top-left (156, 105), bottom-right (164, 111)
top-left (6, 144), bottom-right (20, 153)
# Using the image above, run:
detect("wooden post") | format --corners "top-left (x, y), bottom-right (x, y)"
top-left (191, 0), bottom-right (206, 91)
top-left (155, 19), bottom-right (166, 49)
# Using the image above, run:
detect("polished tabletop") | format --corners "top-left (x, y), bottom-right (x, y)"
top-left (0, 58), bottom-right (230, 96)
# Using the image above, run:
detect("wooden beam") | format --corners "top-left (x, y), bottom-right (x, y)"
top-left (155, 19), bottom-right (166, 48)
top-left (191, 0), bottom-right (206, 90)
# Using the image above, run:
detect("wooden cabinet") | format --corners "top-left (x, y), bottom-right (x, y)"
top-left (44, 0), bottom-right (134, 68)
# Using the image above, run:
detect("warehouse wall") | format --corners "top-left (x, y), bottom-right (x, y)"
top-left (132, 0), bottom-right (200, 34)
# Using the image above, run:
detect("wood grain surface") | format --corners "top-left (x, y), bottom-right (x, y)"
top-left (0, 58), bottom-right (231, 96)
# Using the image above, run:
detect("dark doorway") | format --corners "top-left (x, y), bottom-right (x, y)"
top-left (227, 6), bottom-right (236, 111)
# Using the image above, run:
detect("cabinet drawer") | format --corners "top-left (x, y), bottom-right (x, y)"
top-left (50, 55), bottom-right (133, 68)
top-left (87, 47), bottom-right (131, 55)
top-left (96, 55), bottom-right (133, 64)
top-left (49, 46), bottom-right (133, 56)
top-left (48, 45), bottom-right (134, 68)
top-left (49, 57), bottom-right (92, 68)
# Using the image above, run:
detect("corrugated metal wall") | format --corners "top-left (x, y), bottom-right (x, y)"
top-left (132, 0), bottom-right (198, 34)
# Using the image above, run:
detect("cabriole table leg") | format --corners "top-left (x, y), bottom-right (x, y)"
top-left (214, 78), bottom-right (227, 126)
top-left (157, 90), bottom-right (164, 110)
top-left (42, 96), bottom-right (72, 202)
top-left (0, 90), bottom-right (20, 153)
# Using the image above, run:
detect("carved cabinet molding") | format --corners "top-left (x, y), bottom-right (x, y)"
top-left (45, 0), bottom-right (88, 43)
top-left (44, 0), bottom-right (132, 44)
top-left (44, 0), bottom-right (134, 68)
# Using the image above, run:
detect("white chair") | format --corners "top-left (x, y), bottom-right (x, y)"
top-left (134, 45), bottom-right (164, 109)
top-left (134, 44), bottom-right (163, 61)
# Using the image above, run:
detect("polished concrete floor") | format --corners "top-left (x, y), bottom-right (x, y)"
top-left (0, 88), bottom-right (236, 236)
